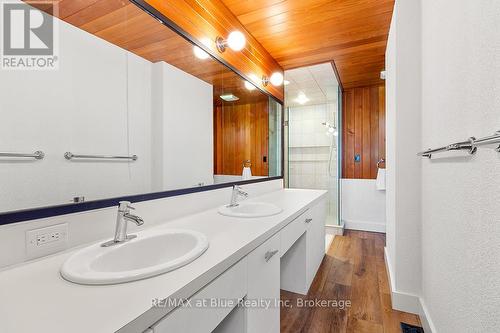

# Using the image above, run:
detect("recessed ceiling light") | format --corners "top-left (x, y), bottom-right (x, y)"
top-left (244, 81), bottom-right (257, 91)
top-left (220, 94), bottom-right (239, 102)
top-left (294, 92), bottom-right (309, 105)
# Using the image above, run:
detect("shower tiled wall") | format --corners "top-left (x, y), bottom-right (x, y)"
top-left (288, 103), bottom-right (338, 224)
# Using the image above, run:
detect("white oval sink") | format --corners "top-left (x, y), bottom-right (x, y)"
top-left (61, 229), bottom-right (209, 285)
top-left (218, 202), bottom-right (283, 218)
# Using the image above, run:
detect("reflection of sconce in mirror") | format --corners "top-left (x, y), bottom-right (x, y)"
top-left (216, 31), bottom-right (246, 52)
top-left (244, 81), bottom-right (257, 91)
top-left (193, 38), bottom-right (212, 60)
top-left (193, 46), bottom-right (210, 60)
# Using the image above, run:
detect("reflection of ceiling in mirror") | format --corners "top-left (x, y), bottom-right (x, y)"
top-left (25, 0), bottom-right (268, 105)
top-left (284, 63), bottom-right (339, 108)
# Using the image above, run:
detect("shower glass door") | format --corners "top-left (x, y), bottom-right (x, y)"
top-left (284, 63), bottom-right (340, 226)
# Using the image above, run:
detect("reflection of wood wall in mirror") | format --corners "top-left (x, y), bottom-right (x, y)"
top-left (26, 0), bottom-right (284, 102)
top-left (214, 100), bottom-right (269, 177)
top-left (342, 84), bottom-right (386, 180)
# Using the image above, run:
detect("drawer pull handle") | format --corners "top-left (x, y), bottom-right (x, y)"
top-left (305, 218), bottom-right (313, 223)
top-left (265, 250), bottom-right (279, 262)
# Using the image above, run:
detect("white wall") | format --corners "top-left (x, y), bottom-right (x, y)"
top-left (387, 1), bottom-right (500, 332)
top-left (341, 179), bottom-right (386, 232)
top-left (420, 1), bottom-right (500, 332)
top-left (384, 0), bottom-right (422, 309)
top-left (151, 62), bottom-right (214, 191)
top-left (0, 16), bottom-right (152, 213)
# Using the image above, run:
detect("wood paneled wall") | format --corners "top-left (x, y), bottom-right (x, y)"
top-left (214, 101), bottom-right (269, 176)
top-left (342, 84), bottom-right (386, 179)
top-left (145, 0), bottom-right (284, 102)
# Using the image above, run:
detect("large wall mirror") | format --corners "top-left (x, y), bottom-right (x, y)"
top-left (0, 0), bottom-right (283, 222)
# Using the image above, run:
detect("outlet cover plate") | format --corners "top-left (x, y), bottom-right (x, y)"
top-left (26, 223), bottom-right (68, 260)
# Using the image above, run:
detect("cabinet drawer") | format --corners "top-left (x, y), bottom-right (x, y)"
top-left (280, 209), bottom-right (311, 256)
top-left (151, 258), bottom-right (247, 333)
top-left (247, 233), bottom-right (281, 333)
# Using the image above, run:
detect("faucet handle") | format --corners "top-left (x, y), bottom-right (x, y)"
top-left (118, 201), bottom-right (135, 211)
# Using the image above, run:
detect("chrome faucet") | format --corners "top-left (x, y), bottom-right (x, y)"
top-left (228, 185), bottom-right (248, 207)
top-left (101, 201), bottom-right (144, 247)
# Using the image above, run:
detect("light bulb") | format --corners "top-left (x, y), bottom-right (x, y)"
top-left (227, 31), bottom-right (246, 51)
top-left (270, 72), bottom-right (284, 86)
top-left (193, 46), bottom-right (209, 60)
top-left (244, 81), bottom-right (256, 91)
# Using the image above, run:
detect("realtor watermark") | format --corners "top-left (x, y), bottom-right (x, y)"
top-left (152, 297), bottom-right (351, 310)
top-left (1, 1), bottom-right (58, 70)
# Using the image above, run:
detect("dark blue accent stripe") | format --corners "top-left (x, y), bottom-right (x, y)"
top-left (0, 177), bottom-right (283, 225)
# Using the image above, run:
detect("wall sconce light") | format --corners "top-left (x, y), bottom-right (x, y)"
top-left (261, 72), bottom-right (284, 87)
top-left (216, 31), bottom-right (246, 52)
top-left (261, 75), bottom-right (269, 87)
top-left (270, 72), bottom-right (284, 86)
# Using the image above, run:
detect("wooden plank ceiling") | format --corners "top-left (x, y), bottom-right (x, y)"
top-left (221, 0), bottom-right (394, 89)
top-left (26, 0), bottom-right (269, 104)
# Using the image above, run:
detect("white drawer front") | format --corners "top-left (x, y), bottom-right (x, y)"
top-left (247, 233), bottom-right (281, 333)
top-left (151, 258), bottom-right (247, 333)
top-left (280, 209), bottom-right (311, 256)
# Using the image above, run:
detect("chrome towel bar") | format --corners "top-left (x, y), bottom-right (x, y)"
top-left (418, 131), bottom-right (500, 158)
top-left (0, 151), bottom-right (45, 159)
top-left (64, 152), bottom-right (138, 161)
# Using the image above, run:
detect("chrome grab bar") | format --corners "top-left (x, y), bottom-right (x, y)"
top-left (64, 152), bottom-right (138, 161)
top-left (0, 151), bottom-right (44, 159)
top-left (418, 131), bottom-right (500, 159)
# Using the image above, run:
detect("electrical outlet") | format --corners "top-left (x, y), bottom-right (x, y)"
top-left (26, 223), bottom-right (68, 260)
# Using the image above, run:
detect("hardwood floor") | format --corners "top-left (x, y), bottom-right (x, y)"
top-left (280, 230), bottom-right (421, 333)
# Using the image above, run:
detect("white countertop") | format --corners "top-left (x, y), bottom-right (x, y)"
top-left (0, 189), bottom-right (327, 333)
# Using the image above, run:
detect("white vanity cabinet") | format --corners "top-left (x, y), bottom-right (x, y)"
top-left (280, 197), bottom-right (326, 295)
top-left (306, 198), bottom-right (326, 286)
top-left (246, 233), bottom-right (281, 333)
top-left (147, 196), bottom-right (327, 333)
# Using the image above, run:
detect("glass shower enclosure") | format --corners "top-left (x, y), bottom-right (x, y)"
top-left (284, 63), bottom-right (341, 227)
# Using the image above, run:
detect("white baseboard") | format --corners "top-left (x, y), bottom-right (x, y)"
top-left (325, 222), bottom-right (344, 236)
top-left (384, 247), bottom-right (436, 333)
top-left (343, 219), bottom-right (386, 233)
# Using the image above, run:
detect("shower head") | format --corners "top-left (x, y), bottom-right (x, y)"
top-left (322, 122), bottom-right (338, 136)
